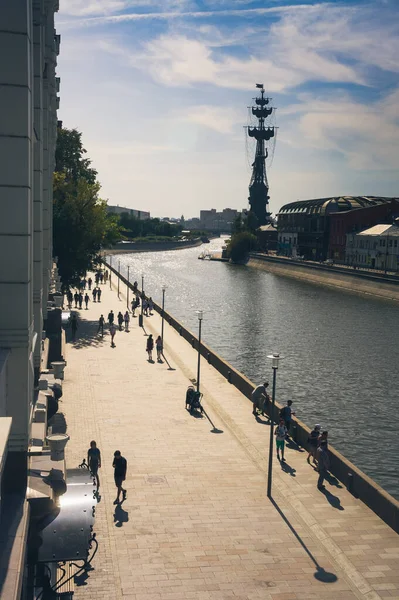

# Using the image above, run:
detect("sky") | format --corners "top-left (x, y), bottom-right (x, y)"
top-left (56, 0), bottom-right (399, 218)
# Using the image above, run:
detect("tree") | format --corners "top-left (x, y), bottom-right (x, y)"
top-left (53, 127), bottom-right (121, 284)
top-left (226, 231), bottom-right (257, 263)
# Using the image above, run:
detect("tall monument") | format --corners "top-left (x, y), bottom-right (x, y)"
top-left (246, 84), bottom-right (276, 226)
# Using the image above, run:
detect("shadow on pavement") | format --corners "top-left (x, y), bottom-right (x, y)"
top-left (114, 502), bottom-right (129, 527)
top-left (325, 472), bottom-right (343, 488)
top-left (65, 317), bottom-right (109, 350)
top-left (270, 497), bottom-right (338, 584)
top-left (255, 415), bottom-right (271, 425)
top-left (322, 489), bottom-right (345, 510)
top-left (280, 460), bottom-right (296, 477)
top-left (286, 438), bottom-right (305, 453)
top-left (48, 412), bottom-right (67, 434)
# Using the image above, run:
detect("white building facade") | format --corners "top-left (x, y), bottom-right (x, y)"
top-left (107, 204), bottom-right (150, 220)
top-left (0, 0), bottom-right (60, 487)
top-left (346, 223), bottom-right (399, 271)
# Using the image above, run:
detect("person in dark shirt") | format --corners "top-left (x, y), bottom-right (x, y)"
top-left (87, 440), bottom-right (101, 490)
top-left (113, 450), bottom-right (127, 504)
top-left (307, 424), bottom-right (321, 464)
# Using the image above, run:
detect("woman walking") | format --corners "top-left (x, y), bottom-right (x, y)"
top-left (117, 311), bottom-right (124, 331)
top-left (146, 334), bottom-right (154, 361)
top-left (109, 323), bottom-right (117, 347)
top-left (156, 335), bottom-right (163, 362)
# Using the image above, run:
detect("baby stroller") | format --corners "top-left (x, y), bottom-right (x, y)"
top-left (185, 386), bottom-right (203, 414)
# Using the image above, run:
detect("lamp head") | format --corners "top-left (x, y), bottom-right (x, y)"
top-left (267, 352), bottom-right (284, 369)
top-left (196, 310), bottom-right (204, 321)
top-left (162, 285), bottom-right (166, 292)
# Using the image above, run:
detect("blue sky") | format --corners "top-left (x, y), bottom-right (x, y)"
top-left (56, 0), bottom-right (399, 218)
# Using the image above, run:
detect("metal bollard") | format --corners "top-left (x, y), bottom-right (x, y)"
top-left (347, 472), bottom-right (354, 493)
top-left (207, 353), bottom-right (211, 364)
top-left (227, 370), bottom-right (232, 383)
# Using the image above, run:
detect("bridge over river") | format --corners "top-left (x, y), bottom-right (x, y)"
top-left (108, 237), bottom-right (399, 500)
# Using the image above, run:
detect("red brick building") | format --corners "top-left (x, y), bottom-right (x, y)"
top-left (328, 200), bottom-right (399, 261)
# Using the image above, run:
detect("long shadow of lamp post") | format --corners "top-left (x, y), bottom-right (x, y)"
top-left (196, 310), bottom-right (203, 392)
top-left (109, 256), bottom-right (112, 289)
top-left (127, 265), bottom-right (130, 309)
top-left (161, 285), bottom-right (166, 343)
top-left (267, 352), bottom-right (283, 499)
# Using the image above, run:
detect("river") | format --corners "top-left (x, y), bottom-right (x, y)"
top-left (107, 238), bottom-right (399, 500)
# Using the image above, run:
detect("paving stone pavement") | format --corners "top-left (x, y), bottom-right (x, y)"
top-left (61, 273), bottom-right (399, 600)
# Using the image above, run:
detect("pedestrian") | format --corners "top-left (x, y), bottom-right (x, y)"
top-left (67, 290), bottom-right (73, 309)
top-left (251, 382), bottom-right (270, 417)
top-left (124, 311), bottom-right (130, 332)
top-left (70, 313), bottom-right (78, 341)
top-left (97, 287), bottom-right (102, 302)
top-left (318, 430), bottom-right (329, 449)
top-left (146, 334), bottom-right (154, 361)
top-left (95, 272), bottom-right (100, 285)
top-left (84, 293), bottom-right (89, 309)
top-left (108, 309), bottom-right (114, 325)
top-left (74, 291), bottom-right (79, 308)
top-left (104, 271), bottom-right (108, 283)
top-left (98, 314), bottom-right (105, 335)
top-left (131, 299), bottom-right (136, 316)
top-left (280, 400), bottom-right (295, 437)
top-left (156, 335), bottom-right (163, 361)
top-left (148, 297), bottom-right (154, 315)
top-left (112, 450), bottom-right (127, 504)
top-left (133, 281), bottom-right (138, 293)
top-left (275, 418), bottom-right (288, 462)
top-left (78, 292), bottom-right (83, 309)
top-left (88, 277), bottom-right (92, 290)
top-left (109, 323), bottom-right (116, 347)
top-left (82, 278), bottom-right (87, 290)
top-left (100, 272), bottom-right (104, 284)
top-left (316, 440), bottom-right (330, 491)
top-left (307, 424), bottom-right (321, 464)
top-left (88, 440), bottom-right (101, 491)
top-left (117, 311), bottom-right (124, 331)
top-left (93, 287), bottom-right (97, 302)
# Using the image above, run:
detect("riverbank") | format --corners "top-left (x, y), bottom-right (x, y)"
top-left (248, 253), bottom-right (399, 302)
top-left (107, 237), bottom-right (203, 254)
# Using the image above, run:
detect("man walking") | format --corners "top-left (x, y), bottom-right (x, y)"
top-left (280, 400), bottom-right (295, 437)
top-left (84, 293), bottom-right (90, 309)
top-left (98, 314), bottom-right (105, 336)
top-left (252, 382), bottom-right (270, 417)
top-left (112, 450), bottom-right (127, 504)
top-left (88, 440), bottom-right (101, 491)
top-left (97, 287), bottom-right (102, 302)
top-left (316, 440), bottom-right (330, 491)
top-left (74, 291), bottom-right (79, 308)
top-left (108, 310), bottom-right (114, 325)
top-left (109, 323), bottom-right (117, 347)
top-left (93, 287), bottom-right (97, 302)
top-left (275, 418), bottom-right (288, 462)
top-left (88, 277), bottom-right (92, 290)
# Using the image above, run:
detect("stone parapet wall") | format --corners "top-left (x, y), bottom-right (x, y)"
top-left (104, 259), bottom-right (399, 533)
top-left (249, 253), bottom-right (399, 302)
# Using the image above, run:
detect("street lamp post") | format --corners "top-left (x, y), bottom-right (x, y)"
top-left (109, 256), bottom-right (112, 289)
top-left (266, 353), bottom-right (283, 499)
top-left (117, 260), bottom-right (120, 298)
top-left (196, 311), bottom-right (203, 393)
top-left (139, 273), bottom-right (144, 327)
top-left (161, 285), bottom-right (166, 343)
top-left (127, 265), bottom-right (130, 309)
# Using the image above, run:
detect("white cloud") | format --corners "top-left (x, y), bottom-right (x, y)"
top-left (179, 105), bottom-right (241, 133)
top-left (281, 88), bottom-right (399, 169)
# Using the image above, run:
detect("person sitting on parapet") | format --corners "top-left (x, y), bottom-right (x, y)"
top-left (252, 382), bottom-right (270, 417)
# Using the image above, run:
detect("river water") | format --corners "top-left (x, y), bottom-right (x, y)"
top-left (107, 238), bottom-right (399, 500)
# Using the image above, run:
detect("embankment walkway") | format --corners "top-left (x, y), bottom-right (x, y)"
top-left (62, 275), bottom-right (399, 600)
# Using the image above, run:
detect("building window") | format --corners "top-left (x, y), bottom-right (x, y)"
top-left (395, 240), bottom-right (398, 248)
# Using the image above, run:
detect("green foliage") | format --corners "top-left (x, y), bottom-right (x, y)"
top-left (53, 127), bottom-right (122, 284)
top-left (119, 213), bottom-right (182, 239)
top-left (226, 231), bottom-right (258, 263)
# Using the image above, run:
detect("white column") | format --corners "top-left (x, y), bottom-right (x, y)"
top-left (0, 0), bottom-right (34, 452)
top-left (33, 0), bottom-right (44, 372)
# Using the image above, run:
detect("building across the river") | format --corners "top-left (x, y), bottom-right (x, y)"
top-left (328, 199), bottom-right (399, 262)
top-left (277, 196), bottom-right (396, 261)
top-left (346, 221), bottom-right (399, 271)
top-left (107, 204), bottom-right (150, 220)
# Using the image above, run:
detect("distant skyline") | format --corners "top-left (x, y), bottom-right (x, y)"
top-left (56, 0), bottom-right (399, 218)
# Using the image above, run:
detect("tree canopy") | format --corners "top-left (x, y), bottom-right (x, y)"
top-left (53, 127), bottom-right (121, 284)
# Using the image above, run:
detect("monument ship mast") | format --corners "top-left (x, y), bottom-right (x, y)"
top-left (246, 83), bottom-right (276, 226)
